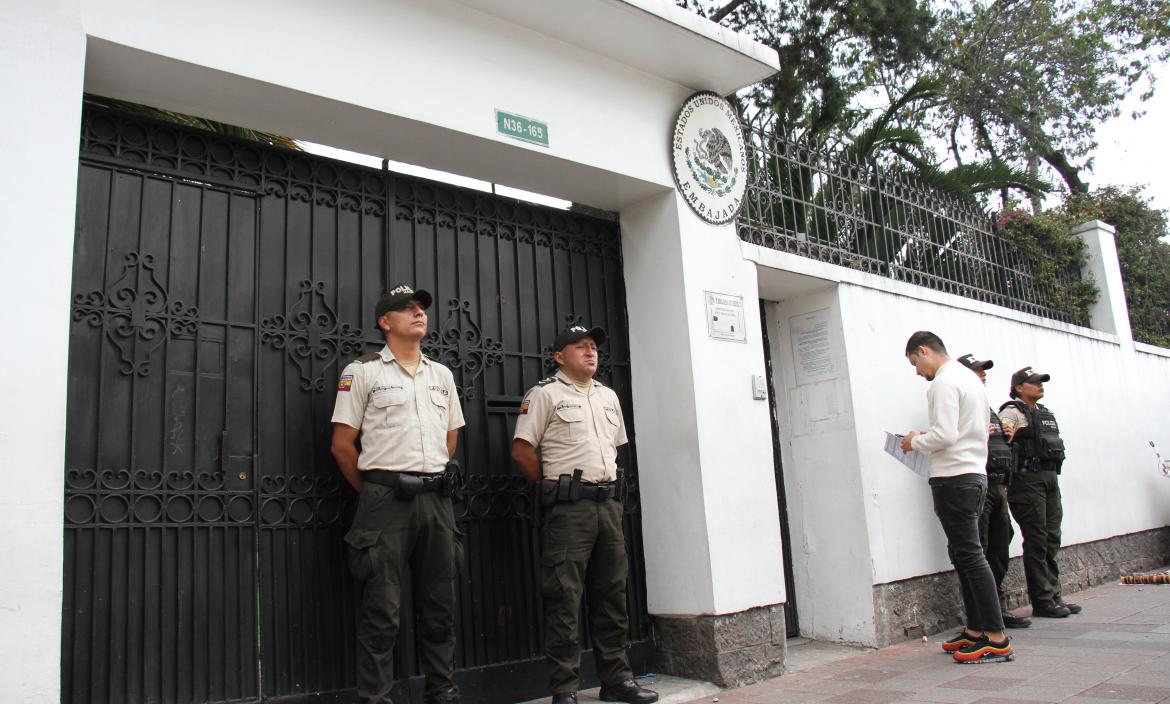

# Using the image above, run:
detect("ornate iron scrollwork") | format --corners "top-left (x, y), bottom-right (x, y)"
top-left (71, 252), bottom-right (199, 377)
top-left (63, 467), bottom-right (254, 526)
top-left (422, 299), bottom-right (503, 400)
top-left (457, 474), bottom-right (533, 521)
top-left (260, 280), bottom-right (363, 392)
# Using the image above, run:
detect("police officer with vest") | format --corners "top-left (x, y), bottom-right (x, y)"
top-left (957, 354), bottom-right (1031, 629)
top-left (512, 326), bottom-right (657, 704)
top-left (1000, 366), bottom-right (1081, 619)
top-left (331, 284), bottom-right (465, 704)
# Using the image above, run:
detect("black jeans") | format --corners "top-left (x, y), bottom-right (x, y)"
top-left (931, 473), bottom-right (1005, 632)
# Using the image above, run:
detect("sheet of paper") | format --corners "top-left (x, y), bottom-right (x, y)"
top-left (884, 432), bottom-right (931, 479)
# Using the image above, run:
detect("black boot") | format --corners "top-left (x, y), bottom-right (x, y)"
top-left (599, 679), bottom-right (659, 703)
top-left (1033, 603), bottom-right (1071, 618)
top-left (425, 686), bottom-right (461, 704)
top-left (1002, 611), bottom-right (1032, 628)
top-left (551, 693), bottom-right (577, 704)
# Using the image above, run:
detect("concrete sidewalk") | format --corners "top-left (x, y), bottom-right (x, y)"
top-left (685, 576), bottom-right (1170, 704)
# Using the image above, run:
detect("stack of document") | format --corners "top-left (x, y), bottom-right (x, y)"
top-left (884, 432), bottom-right (930, 479)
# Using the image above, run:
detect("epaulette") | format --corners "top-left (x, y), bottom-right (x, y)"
top-left (536, 377), bottom-right (557, 386)
top-left (355, 352), bottom-right (381, 363)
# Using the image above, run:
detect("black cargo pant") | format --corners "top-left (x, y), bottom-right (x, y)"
top-left (930, 473), bottom-right (1004, 632)
top-left (541, 498), bottom-right (632, 694)
top-left (978, 478), bottom-right (1013, 610)
top-left (1007, 469), bottom-right (1063, 608)
top-left (345, 483), bottom-right (458, 704)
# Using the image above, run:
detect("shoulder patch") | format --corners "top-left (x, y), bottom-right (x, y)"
top-left (355, 352), bottom-right (381, 363)
top-left (536, 377), bottom-right (557, 386)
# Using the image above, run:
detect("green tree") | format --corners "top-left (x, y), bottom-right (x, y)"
top-left (921, 0), bottom-right (1170, 195)
top-left (681, 0), bottom-right (1170, 201)
top-left (1065, 188), bottom-right (1170, 346)
top-left (676, 0), bottom-right (937, 143)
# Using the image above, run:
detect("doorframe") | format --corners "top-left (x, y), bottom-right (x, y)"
top-left (758, 301), bottom-right (799, 638)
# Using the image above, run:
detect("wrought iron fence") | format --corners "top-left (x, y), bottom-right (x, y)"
top-left (737, 122), bottom-right (1088, 325)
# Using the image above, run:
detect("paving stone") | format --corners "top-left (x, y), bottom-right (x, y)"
top-left (1079, 684), bottom-right (1170, 702)
top-left (969, 698), bottom-right (1056, 704)
top-left (940, 676), bottom-right (1029, 692)
top-left (902, 688), bottom-right (991, 704)
top-left (838, 669), bottom-right (907, 683)
top-left (825, 689), bottom-right (916, 704)
top-left (685, 577), bottom-right (1170, 704)
top-left (994, 685), bottom-right (1095, 702)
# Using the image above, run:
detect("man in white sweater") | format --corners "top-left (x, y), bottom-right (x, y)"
top-left (901, 331), bottom-right (1014, 664)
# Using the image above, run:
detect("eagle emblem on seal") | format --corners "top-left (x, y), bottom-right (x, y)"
top-left (685, 127), bottom-right (739, 197)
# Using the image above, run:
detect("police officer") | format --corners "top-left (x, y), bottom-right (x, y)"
top-left (1000, 367), bottom-right (1081, 619)
top-left (957, 354), bottom-right (1030, 629)
top-left (511, 326), bottom-right (657, 704)
top-left (331, 284), bottom-right (464, 704)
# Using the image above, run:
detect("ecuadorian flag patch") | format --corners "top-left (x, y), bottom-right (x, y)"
top-left (519, 398), bottom-right (530, 415)
top-left (338, 375), bottom-right (353, 392)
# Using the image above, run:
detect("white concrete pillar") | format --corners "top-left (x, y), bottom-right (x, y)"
top-left (621, 191), bottom-right (787, 683)
top-left (1071, 219), bottom-right (1134, 344)
top-left (0, 2), bottom-right (85, 701)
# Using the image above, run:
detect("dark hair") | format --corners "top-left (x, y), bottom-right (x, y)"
top-left (905, 331), bottom-right (947, 356)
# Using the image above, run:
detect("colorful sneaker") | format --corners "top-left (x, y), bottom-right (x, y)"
top-left (941, 631), bottom-right (979, 653)
top-left (953, 635), bottom-right (1014, 664)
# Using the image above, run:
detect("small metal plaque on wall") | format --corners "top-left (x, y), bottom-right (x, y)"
top-left (705, 290), bottom-right (746, 342)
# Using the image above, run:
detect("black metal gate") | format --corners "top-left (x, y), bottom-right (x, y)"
top-left (63, 106), bottom-right (651, 704)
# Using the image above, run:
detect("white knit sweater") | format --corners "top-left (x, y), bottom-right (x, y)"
top-left (910, 359), bottom-right (991, 479)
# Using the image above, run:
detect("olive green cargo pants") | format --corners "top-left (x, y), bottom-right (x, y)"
top-left (541, 499), bottom-right (632, 694)
top-left (1007, 469), bottom-right (1064, 608)
top-left (345, 484), bottom-right (459, 704)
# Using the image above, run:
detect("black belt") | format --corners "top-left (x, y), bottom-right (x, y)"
top-left (363, 470), bottom-right (444, 494)
top-left (541, 479), bottom-right (619, 503)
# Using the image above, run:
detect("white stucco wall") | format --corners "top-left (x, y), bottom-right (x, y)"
top-left (749, 224), bottom-right (1170, 645)
top-left (0, 2), bottom-right (85, 700)
top-left (623, 193), bottom-right (785, 616)
top-left (763, 293), bottom-right (877, 644)
top-left (841, 283), bottom-right (1170, 584)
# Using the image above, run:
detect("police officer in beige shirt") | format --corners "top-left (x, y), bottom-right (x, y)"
top-left (331, 284), bottom-right (464, 704)
top-left (512, 326), bottom-right (657, 704)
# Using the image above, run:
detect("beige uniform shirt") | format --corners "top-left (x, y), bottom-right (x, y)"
top-left (513, 370), bottom-right (628, 483)
top-left (998, 405), bottom-right (1029, 434)
top-left (331, 346), bottom-right (465, 473)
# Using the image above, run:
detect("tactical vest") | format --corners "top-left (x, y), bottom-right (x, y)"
top-left (999, 400), bottom-right (1066, 473)
top-left (986, 409), bottom-right (1014, 480)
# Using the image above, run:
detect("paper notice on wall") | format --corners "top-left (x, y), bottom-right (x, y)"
top-left (790, 308), bottom-right (837, 385)
top-left (883, 432), bottom-right (931, 479)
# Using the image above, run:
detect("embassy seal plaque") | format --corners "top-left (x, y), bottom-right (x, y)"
top-left (671, 91), bottom-right (748, 225)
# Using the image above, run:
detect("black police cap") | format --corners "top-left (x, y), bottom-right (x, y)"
top-left (552, 325), bottom-right (607, 351)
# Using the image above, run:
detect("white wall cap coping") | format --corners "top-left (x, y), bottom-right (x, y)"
top-left (741, 240), bottom-right (1120, 344)
top-left (1070, 219), bottom-right (1117, 236)
top-left (1136, 341), bottom-right (1170, 358)
top-left (451, 0), bottom-right (780, 94)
